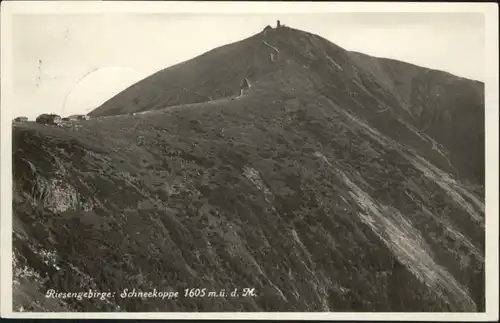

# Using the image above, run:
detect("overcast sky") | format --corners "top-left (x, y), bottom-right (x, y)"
top-left (11, 12), bottom-right (485, 119)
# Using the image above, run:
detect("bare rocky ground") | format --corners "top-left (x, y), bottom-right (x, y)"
top-left (12, 26), bottom-right (484, 312)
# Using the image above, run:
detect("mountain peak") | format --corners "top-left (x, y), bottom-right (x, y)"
top-left (88, 25), bottom-right (345, 117)
top-left (88, 25), bottom-right (484, 186)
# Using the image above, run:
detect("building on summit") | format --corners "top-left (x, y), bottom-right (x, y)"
top-left (263, 25), bottom-right (273, 33)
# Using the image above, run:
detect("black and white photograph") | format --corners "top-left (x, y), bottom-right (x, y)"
top-left (1, 1), bottom-right (498, 319)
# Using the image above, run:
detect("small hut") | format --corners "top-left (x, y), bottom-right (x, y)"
top-left (76, 114), bottom-right (90, 120)
top-left (13, 116), bottom-right (28, 123)
top-left (65, 114), bottom-right (90, 121)
top-left (36, 113), bottom-right (62, 125)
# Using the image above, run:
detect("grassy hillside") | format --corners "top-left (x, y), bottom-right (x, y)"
top-left (12, 26), bottom-right (485, 312)
top-left (350, 52), bottom-right (485, 186)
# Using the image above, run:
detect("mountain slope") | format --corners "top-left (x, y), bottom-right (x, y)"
top-left (349, 52), bottom-right (485, 186)
top-left (13, 26), bottom-right (485, 312)
top-left (90, 26), bottom-right (485, 186)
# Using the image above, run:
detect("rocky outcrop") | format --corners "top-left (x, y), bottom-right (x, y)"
top-left (239, 77), bottom-right (251, 96)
